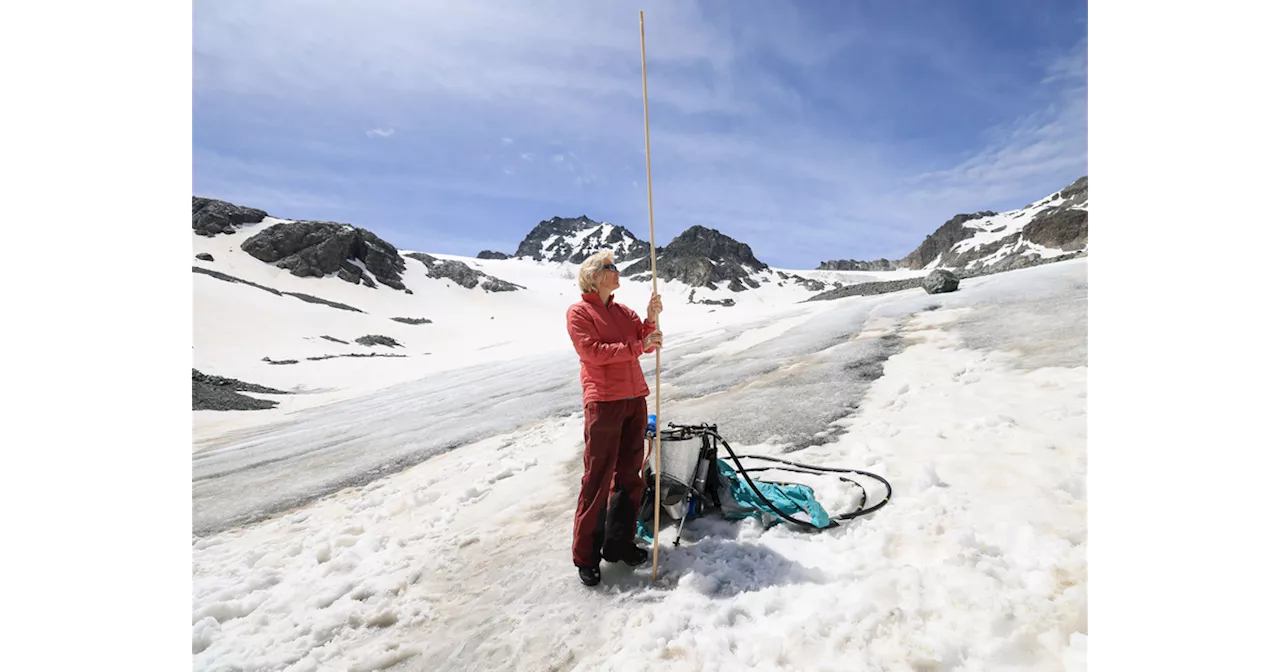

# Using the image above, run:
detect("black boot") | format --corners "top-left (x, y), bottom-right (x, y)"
top-left (601, 489), bottom-right (648, 566)
top-left (602, 540), bottom-right (649, 567)
top-left (577, 565), bottom-right (601, 586)
top-left (618, 543), bottom-right (649, 567)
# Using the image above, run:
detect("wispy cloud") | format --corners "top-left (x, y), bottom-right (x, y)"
top-left (905, 37), bottom-right (1088, 216)
top-left (194, 0), bottom-right (1088, 266)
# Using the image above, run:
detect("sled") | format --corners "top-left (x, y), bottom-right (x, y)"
top-left (636, 419), bottom-right (892, 545)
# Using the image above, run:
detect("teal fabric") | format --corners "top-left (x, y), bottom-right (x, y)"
top-left (637, 511), bottom-right (655, 544)
top-left (714, 459), bottom-right (831, 528)
top-left (635, 459), bottom-right (832, 543)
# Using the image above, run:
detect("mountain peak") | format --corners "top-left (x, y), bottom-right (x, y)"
top-left (664, 226), bottom-right (767, 270)
top-left (513, 216), bottom-right (649, 263)
top-left (622, 225), bottom-right (768, 291)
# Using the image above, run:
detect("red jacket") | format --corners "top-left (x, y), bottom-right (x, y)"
top-left (567, 293), bottom-right (658, 404)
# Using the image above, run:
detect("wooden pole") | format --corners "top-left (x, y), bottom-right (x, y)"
top-left (639, 9), bottom-right (661, 582)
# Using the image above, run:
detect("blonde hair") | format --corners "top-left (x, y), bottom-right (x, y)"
top-left (577, 250), bottom-right (616, 293)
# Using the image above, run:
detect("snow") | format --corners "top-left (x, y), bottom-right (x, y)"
top-left (193, 220), bottom-right (1088, 672)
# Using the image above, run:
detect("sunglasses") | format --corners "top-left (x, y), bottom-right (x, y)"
top-left (600, 264), bottom-right (618, 272)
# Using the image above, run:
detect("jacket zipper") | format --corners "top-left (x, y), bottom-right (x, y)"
top-left (611, 302), bottom-right (635, 399)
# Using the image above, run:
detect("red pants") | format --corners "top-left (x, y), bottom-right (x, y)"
top-left (572, 397), bottom-right (647, 567)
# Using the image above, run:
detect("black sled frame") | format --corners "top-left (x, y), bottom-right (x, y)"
top-left (640, 421), bottom-right (893, 546)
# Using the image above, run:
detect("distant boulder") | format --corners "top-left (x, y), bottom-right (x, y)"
top-left (195, 253), bottom-right (214, 261)
top-left (922, 269), bottom-right (960, 294)
top-left (478, 250), bottom-right (512, 260)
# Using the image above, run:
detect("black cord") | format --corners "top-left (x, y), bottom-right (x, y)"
top-left (658, 422), bottom-right (893, 529)
top-left (733, 453), bottom-right (893, 520)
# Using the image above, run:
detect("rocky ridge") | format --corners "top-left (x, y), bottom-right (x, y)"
top-left (405, 253), bottom-right (524, 292)
top-left (817, 175), bottom-right (1088, 276)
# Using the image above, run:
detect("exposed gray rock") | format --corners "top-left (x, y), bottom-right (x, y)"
top-left (282, 291), bottom-right (363, 313)
top-left (193, 266), bottom-right (282, 296)
top-left (355, 334), bottom-right (403, 348)
top-left (1058, 176), bottom-right (1089, 204)
top-left (196, 253), bottom-right (214, 261)
top-left (955, 249), bottom-right (1087, 278)
top-left (775, 271), bottom-right (827, 292)
top-left (1024, 208), bottom-right (1088, 251)
top-left (407, 253), bottom-right (481, 288)
top-left (806, 278), bottom-right (925, 302)
top-left (478, 250), bottom-right (512, 260)
top-left (192, 369), bottom-right (288, 411)
top-left (621, 225), bottom-right (767, 291)
top-left (306, 353), bottom-right (407, 361)
top-left (320, 335), bottom-right (350, 344)
top-left (922, 269), bottom-right (960, 294)
top-left (192, 197), bottom-right (268, 237)
top-left (193, 369), bottom-right (287, 394)
top-left (816, 258), bottom-right (901, 272)
top-left (337, 260), bottom-right (364, 285)
top-left (947, 236), bottom-right (1016, 271)
top-left (406, 252), bottom-right (524, 292)
top-left (192, 266), bottom-right (365, 312)
top-left (240, 220), bottom-right (408, 290)
top-left (901, 211), bottom-right (997, 270)
top-left (391, 317), bottom-right (432, 325)
top-left (481, 277), bottom-right (522, 292)
top-left (687, 289), bottom-right (736, 307)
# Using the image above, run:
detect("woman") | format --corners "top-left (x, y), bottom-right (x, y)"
top-left (565, 250), bottom-right (663, 586)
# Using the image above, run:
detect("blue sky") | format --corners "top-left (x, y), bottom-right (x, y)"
top-left (193, 0), bottom-right (1087, 269)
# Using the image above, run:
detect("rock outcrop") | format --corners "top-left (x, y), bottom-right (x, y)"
top-left (240, 221), bottom-right (408, 290)
top-left (622, 225), bottom-right (767, 292)
top-left (192, 197), bottom-right (268, 237)
top-left (816, 258), bottom-right (902, 272)
top-left (405, 253), bottom-right (523, 292)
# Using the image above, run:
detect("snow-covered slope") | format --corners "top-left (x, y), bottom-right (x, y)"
top-left (192, 212), bottom-right (850, 444)
top-left (192, 256), bottom-right (1089, 672)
